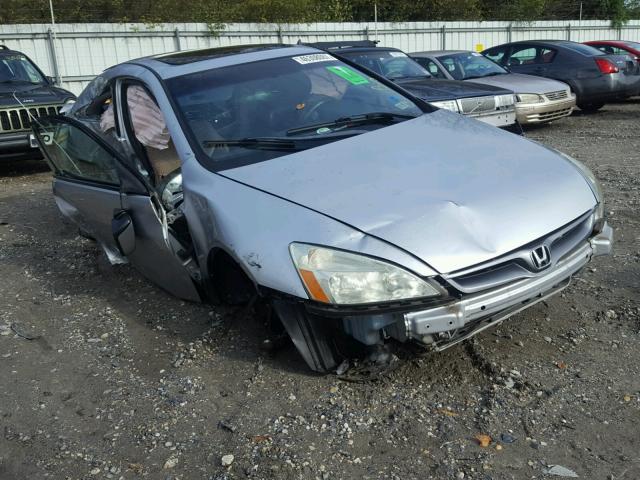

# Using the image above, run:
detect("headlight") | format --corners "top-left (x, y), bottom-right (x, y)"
top-left (496, 93), bottom-right (516, 107)
top-left (289, 243), bottom-right (443, 305)
top-left (429, 100), bottom-right (460, 113)
top-left (556, 151), bottom-right (605, 228)
top-left (516, 93), bottom-right (544, 104)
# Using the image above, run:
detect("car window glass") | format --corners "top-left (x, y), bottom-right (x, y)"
top-left (412, 57), bottom-right (446, 78)
top-left (342, 51), bottom-right (430, 80)
top-left (624, 41), bottom-right (640, 50)
top-left (35, 121), bottom-right (120, 186)
top-left (561, 42), bottom-right (605, 56)
top-left (540, 48), bottom-right (557, 63)
top-left (167, 55), bottom-right (423, 170)
top-left (483, 47), bottom-right (507, 64)
top-left (437, 52), bottom-right (507, 80)
top-left (509, 46), bottom-right (537, 65)
top-left (0, 54), bottom-right (44, 83)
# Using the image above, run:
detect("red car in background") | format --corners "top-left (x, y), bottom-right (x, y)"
top-left (584, 40), bottom-right (640, 64)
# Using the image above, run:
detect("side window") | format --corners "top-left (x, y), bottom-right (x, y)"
top-left (36, 121), bottom-right (120, 186)
top-left (413, 57), bottom-right (446, 78)
top-left (484, 47), bottom-right (507, 65)
top-left (509, 46), bottom-right (537, 65)
top-left (540, 48), bottom-right (557, 63)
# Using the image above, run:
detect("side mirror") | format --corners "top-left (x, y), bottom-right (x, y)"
top-left (112, 210), bottom-right (136, 256)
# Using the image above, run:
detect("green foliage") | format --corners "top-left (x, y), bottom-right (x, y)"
top-left (0, 0), bottom-right (638, 24)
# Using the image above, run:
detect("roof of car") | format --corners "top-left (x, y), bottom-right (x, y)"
top-left (126, 44), bottom-right (325, 79)
top-left (411, 50), bottom-right (469, 57)
top-left (0, 45), bottom-right (22, 55)
top-left (303, 41), bottom-right (400, 54)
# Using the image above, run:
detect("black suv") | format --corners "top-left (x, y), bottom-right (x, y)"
top-left (1, 45), bottom-right (75, 161)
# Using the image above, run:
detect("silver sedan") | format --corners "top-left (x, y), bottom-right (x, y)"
top-left (411, 50), bottom-right (577, 124)
top-left (32, 45), bottom-right (612, 372)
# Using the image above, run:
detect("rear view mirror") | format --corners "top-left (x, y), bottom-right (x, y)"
top-left (46, 75), bottom-right (57, 85)
top-left (112, 210), bottom-right (136, 255)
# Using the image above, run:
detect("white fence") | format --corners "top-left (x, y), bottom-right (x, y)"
top-left (2, 20), bottom-right (640, 95)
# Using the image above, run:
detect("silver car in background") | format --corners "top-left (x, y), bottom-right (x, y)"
top-left (32, 45), bottom-right (612, 373)
top-left (412, 50), bottom-right (576, 124)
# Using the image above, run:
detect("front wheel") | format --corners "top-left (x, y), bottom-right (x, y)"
top-left (578, 102), bottom-right (604, 112)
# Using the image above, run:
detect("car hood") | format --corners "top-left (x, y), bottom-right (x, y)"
top-left (395, 77), bottom-right (513, 102)
top-left (462, 73), bottom-right (570, 95)
top-left (222, 110), bottom-right (596, 274)
top-left (0, 83), bottom-right (73, 107)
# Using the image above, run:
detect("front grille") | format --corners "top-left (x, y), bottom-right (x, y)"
top-left (0, 104), bottom-right (62, 133)
top-left (545, 90), bottom-right (569, 101)
top-left (445, 211), bottom-right (594, 293)
top-left (459, 96), bottom-right (496, 114)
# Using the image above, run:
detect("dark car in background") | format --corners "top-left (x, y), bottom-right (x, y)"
top-left (482, 40), bottom-right (640, 112)
top-left (584, 40), bottom-right (640, 65)
top-left (0, 45), bottom-right (76, 161)
top-left (307, 41), bottom-right (517, 128)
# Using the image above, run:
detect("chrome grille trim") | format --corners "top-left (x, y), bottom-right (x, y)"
top-left (444, 210), bottom-right (594, 293)
top-left (0, 104), bottom-right (62, 134)
top-left (459, 96), bottom-right (496, 114)
top-left (545, 90), bottom-right (569, 101)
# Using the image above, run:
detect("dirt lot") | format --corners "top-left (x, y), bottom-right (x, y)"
top-left (1, 102), bottom-right (639, 480)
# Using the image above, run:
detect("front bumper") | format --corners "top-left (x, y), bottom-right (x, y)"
top-left (516, 96), bottom-right (576, 124)
top-left (403, 222), bottom-right (613, 348)
top-left (468, 108), bottom-right (516, 127)
top-left (0, 131), bottom-right (42, 161)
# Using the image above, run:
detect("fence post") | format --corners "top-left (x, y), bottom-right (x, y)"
top-left (46, 28), bottom-right (62, 86)
top-left (441, 24), bottom-right (446, 50)
top-left (566, 23), bottom-right (571, 41)
top-left (364, 26), bottom-right (369, 40)
top-left (174, 28), bottom-right (182, 51)
top-left (277, 26), bottom-right (283, 44)
top-left (507, 23), bottom-right (512, 43)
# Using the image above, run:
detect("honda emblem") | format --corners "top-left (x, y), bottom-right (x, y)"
top-left (530, 245), bottom-right (551, 270)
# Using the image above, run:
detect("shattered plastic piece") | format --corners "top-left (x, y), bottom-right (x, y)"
top-left (500, 433), bottom-right (516, 444)
top-left (475, 434), bottom-right (492, 447)
top-left (545, 465), bottom-right (578, 477)
top-left (221, 454), bottom-right (235, 467)
top-left (436, 408), bottom-right (459, 417)
top-left (336, 359), bottom-right (350, 376)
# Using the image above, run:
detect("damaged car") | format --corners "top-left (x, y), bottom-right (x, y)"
top-left (32, 44), bottom-right (613, 373)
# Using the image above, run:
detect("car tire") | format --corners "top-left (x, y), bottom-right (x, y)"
top-left (271, 300), bottom-right (344, 373)
top-left (578, 102), bottom-right (604, 112)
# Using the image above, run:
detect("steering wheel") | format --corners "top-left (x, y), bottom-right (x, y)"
top-left (300, 96), bottom-right (339, 123)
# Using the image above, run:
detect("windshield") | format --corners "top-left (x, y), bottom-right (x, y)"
top-left (624, 41), bottom-right (640, 50)
top-left (167, 53), bottom-right (423, 170)
top-left (0, 54), bottom-right (45, 84)
top-left (340, 50), bottom-right (430, 80)
top-left (561, 43), bottom-right (605, 56)
top-left (436, 52), bottom-right (507, 80)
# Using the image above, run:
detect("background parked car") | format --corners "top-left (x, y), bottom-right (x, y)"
top-left (0, 45), bottom-right (75, 161)
top-left (482, 40), bottom-right (640, 112)
top-left (411, 50), bottom-right (576, 124)
top-left (584, 40), bottom-right (640, 66)
top-left (307, 41), bottom-right (518, 129)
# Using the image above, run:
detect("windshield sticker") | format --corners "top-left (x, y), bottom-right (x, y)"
top-left (316, 127), bottom-right (332, 134)
top-left (395, 99), bottom-right (412, 110)
top-left (471, 52), bottom-right (482, 56)
top-left (326, 66), bottom-right (369, 85)
top-left (292, 53), bottom-right (335, 64)
top-left (388, 51), bottom-right (407, 57)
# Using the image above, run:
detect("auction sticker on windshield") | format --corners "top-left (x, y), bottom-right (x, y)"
top-left (326, 66), bottom-right (369, 85)
top-left (292, 53), bottom-right (335, 64)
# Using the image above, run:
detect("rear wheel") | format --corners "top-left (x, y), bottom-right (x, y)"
top-left (578, 102), bottom-right (604, 112)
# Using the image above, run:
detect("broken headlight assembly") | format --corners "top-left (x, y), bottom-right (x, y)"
top-left (289, 243), bottom-right (443, 305)
top-left (556, 151), bottom-right (605, 232)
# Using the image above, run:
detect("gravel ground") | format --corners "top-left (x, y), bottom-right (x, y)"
top-left (1, 102), bottom-right (639, 480)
